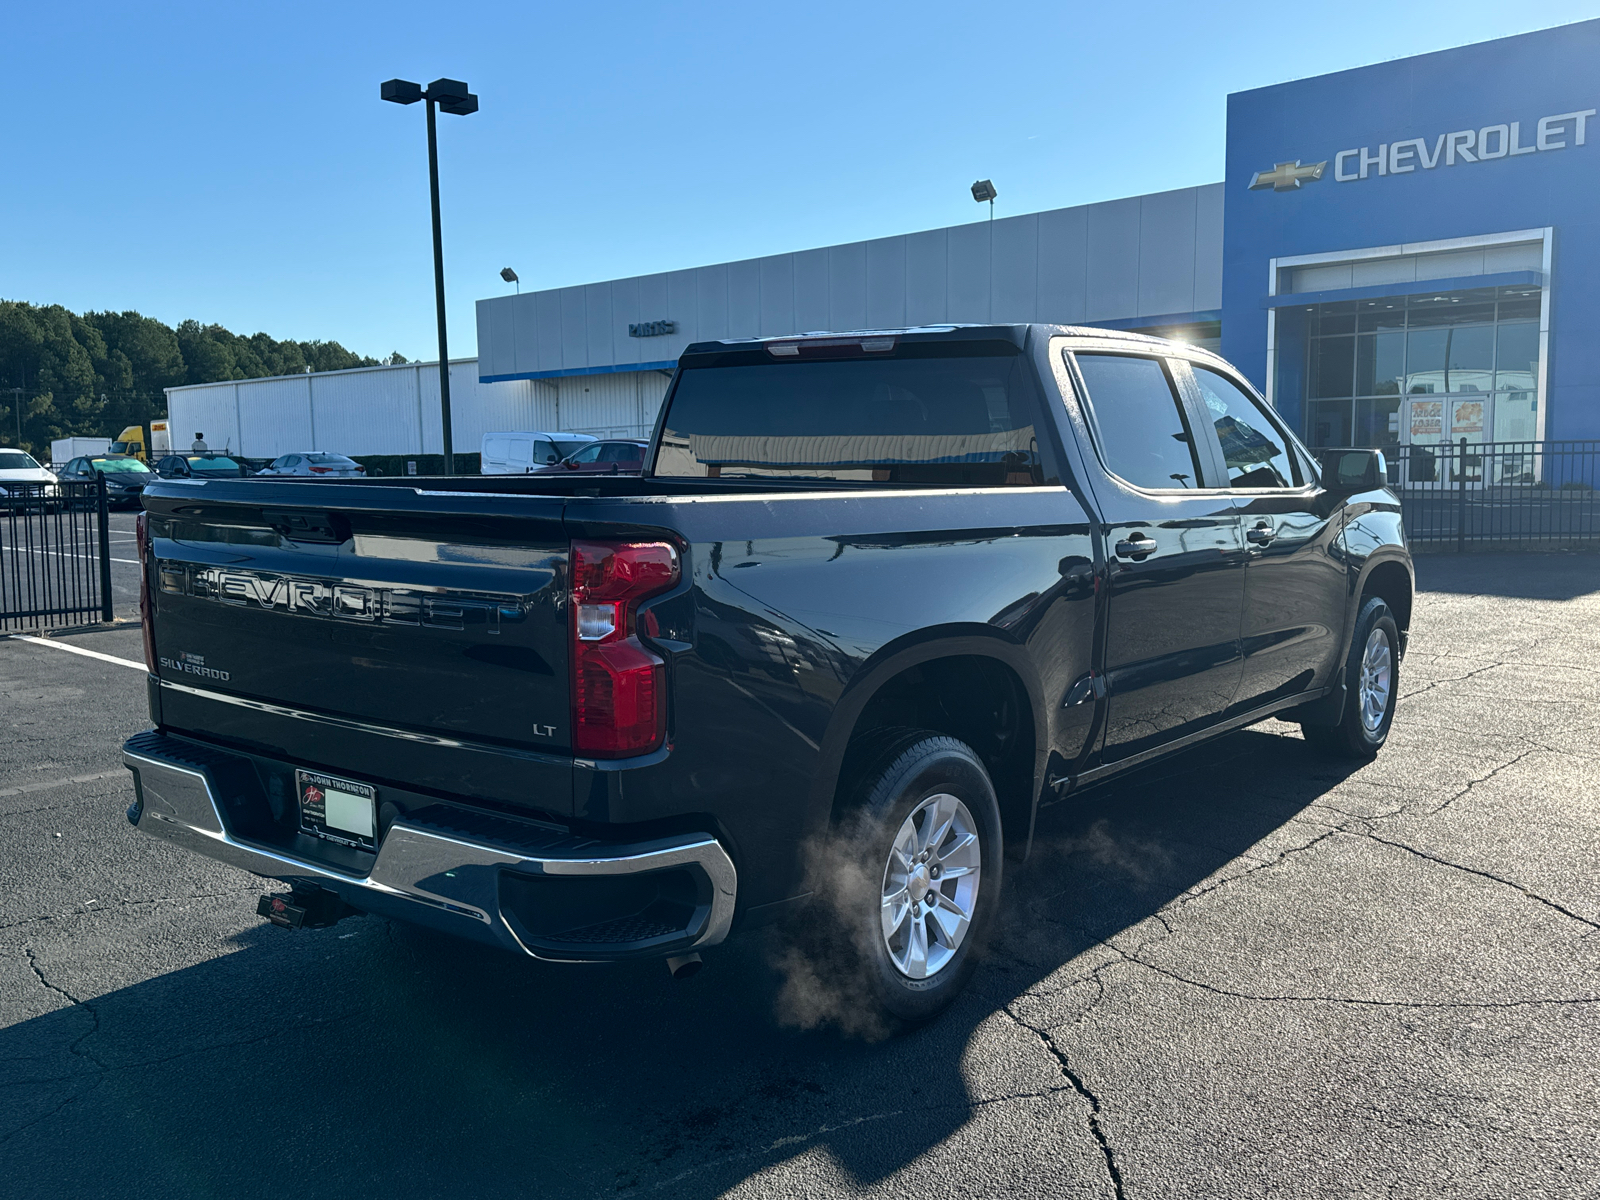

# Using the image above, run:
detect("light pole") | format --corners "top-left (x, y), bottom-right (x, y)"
top-left (501, 266), bottom-right (520, 295)
top-left (381, 76), bottom-right (479, 474)
top-left (972, 180), bottom-right (998, 321)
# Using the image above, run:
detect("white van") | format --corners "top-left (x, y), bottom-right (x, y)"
top-left (480, 431), bottom-right (598, 475)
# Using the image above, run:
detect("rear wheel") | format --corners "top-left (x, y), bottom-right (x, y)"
top-left (1302, 596), bottom-right (1399, 759)
top-left (808, 731), bottom-right (1004, 1027)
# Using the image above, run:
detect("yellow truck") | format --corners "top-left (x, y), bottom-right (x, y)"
top-left (109, 420), bottom-right (170, 463)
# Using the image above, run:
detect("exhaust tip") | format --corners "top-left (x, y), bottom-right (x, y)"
top-left (665, 953), bottom-right (703, 980)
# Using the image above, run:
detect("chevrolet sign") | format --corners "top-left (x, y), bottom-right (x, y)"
top-left (1252, 107), bottom-right (1596, 194)
top-left (1250, 160), bottom-right (1327, 191)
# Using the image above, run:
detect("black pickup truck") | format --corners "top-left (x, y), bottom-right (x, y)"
top-left (123, 324), bottom-right (1411, 1022)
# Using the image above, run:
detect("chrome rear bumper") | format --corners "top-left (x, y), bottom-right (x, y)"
top-left (123, 732), bottom-right (736, 960)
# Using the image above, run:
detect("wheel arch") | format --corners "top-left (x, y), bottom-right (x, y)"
top-left (1357, 555), bottom-right (1414, 652)
top-left (808, 627), bottom-right (1048, 860)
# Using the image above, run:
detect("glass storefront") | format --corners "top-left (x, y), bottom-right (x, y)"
top-left (1290, 284), bottom-right (1541, 452)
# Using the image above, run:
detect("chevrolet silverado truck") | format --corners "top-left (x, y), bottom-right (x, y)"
top-left (122, 324), bottom-right (1411, 1022)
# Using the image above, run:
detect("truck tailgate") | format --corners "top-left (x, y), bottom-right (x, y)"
top-left (144, 482), bottom-right (572, 755)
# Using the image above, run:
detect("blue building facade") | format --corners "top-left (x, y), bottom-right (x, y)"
top-left (1222, 19), bottom-right (1600, 456)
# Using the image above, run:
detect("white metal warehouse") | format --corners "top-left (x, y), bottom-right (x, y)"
top-left (163, 357), bottom-right (673, 461)
top-left (166, 182), bottom-right (1223, 461)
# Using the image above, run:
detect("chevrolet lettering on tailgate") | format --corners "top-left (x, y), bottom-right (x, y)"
top-left (156, 562), bottom-right (528, 633)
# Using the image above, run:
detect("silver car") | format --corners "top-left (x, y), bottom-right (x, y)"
top-left (256, 452), bottom-right (366, 478)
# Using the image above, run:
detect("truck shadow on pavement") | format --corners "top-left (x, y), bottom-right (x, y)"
top-left (2, 727), bottom-right (1360, 1199)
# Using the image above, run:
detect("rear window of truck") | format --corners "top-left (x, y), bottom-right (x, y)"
top-left (654, 349), bottom-right (1052, 486)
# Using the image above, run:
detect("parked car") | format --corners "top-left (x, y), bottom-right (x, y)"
top-left (255, 452), bottom-right (366, 478)
top-left (532, 439), bottom-right (648, 475)
top-left (153, 453), bottom-right (252, 480)
top-left (0, 448), bottom-right (62, 510)
top-left (481, 431), bottom-right (598, 474)
top-left (124, 324), bottom-right (1412, 1025)
top-left (56, 453), bottom-right (152, 509)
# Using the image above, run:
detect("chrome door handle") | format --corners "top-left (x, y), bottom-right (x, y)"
top-left (1114, 533), bottom-right (1157, 560)
top-left (1246, 522), bottom-right (1276, 545)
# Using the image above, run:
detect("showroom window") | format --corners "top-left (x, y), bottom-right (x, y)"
top-left (1294, 284), bottom-right (1540, 448)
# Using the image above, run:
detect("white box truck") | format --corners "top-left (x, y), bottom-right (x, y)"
top-left (50, 436), bottom-right (112, 466)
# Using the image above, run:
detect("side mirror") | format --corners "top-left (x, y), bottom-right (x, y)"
top-left (546, 455), bottom-right (558, 464)
top-left (1316, 448), bottom-right (1386, 492)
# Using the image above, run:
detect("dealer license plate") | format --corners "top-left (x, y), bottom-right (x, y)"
top-left (297, 769), bottom-right (377, 850)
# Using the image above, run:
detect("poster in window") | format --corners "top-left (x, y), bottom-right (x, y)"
top-left (1408, 399), bottom-right (1443, 442)
top-left (1450, 399), bottom-right (1485, 437)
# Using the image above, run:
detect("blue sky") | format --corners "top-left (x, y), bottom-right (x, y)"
top-left (5, 1), bottom-right (1597, 361)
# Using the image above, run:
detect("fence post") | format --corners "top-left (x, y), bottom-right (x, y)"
top-left (96, 475), bottom-right (113, 622)
top-left (1456, 437), bottom-right (1468, 553)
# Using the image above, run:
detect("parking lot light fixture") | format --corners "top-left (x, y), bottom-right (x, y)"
top-left (381, 76), bottom-right (480, 474)
top-left (501, 267), bottom-right (519, 295)
top-left (971, 179), bottom-right (997, 221)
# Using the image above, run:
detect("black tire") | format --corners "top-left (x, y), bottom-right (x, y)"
top-left (1302, 596), bottom-right (1400, 760)
top-left (804, 730), bottom-right (1004, 1027)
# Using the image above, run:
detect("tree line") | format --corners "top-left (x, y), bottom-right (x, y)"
top-left (0, 299), bottom-right (407, 456)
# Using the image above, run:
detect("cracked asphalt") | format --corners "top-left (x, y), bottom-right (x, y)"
top-left (3, 551), bottom-right (1598, 1198)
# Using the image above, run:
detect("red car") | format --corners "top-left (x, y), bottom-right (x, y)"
top-left (533, 439), bottom-right (647, 475)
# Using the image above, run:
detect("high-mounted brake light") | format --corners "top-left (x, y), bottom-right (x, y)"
top-left (570, 540), bottom-right (679, 757)
top-left (136, 511), bottom-right (157, 673)
top-left (766, 335), bottom-right (897, 358)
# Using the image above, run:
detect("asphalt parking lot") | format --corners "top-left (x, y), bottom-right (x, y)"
top-left (2, 551), bottom-right (1597, 1199)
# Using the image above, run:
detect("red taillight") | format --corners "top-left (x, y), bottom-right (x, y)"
top-left (570, 540), bottom-right (679, 757)
top-left (310, 465), bottom-right (333, 473)
top-left (136, 511), bottom-right (157, 673)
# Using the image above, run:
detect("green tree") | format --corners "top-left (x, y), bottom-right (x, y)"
top-left (0, 298), bottom-right (385, 454)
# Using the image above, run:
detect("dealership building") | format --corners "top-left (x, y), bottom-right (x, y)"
top-left (477, 18), bottom-right (1597, 457)
top-left (170, 20), bottom-right (1597, 462)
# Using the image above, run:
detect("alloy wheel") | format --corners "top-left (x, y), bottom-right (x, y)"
top-left (1359, 627), bottom-right (1393, 733)
top-left (879, 792), bottom-right (982, 979)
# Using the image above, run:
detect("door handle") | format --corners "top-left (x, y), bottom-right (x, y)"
top-left (1246, 522), bottom-right (1276, 546)
top-left (1114, 532), bottom-right (1157, 560)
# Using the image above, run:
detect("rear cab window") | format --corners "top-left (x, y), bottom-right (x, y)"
top-left (654, 338), bottom-right (1056, 487)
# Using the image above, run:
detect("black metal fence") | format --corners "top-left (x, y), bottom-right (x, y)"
top-left (0, 478), bottom-right (114, 631)
top-left (1390, 440), bottom-right (1600, 550)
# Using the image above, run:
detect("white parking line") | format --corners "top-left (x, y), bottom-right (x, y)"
top-left (6, 635), bottom-right (146, 671)
top-left (0, 769), bottom-right (126, 798)
top-left (3, 545), bottom-right (140, 565)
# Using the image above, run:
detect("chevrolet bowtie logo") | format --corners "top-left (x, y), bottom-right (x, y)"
top-left (1250, 160), bottom-right (1327, 191)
